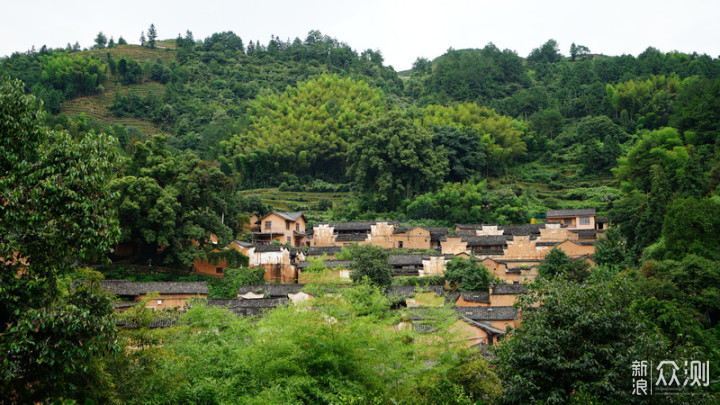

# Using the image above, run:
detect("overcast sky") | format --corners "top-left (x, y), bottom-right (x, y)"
top-left (2, 0), bottom-right (719, 71)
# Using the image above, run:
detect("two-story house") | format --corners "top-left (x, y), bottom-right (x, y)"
top-left (253, 211), bottom-right (307, 247)
top-left (545, 208), bottom-right (596, 229)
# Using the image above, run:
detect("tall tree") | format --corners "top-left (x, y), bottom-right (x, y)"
top-left (348, 111), bottom-right (449, 211)
top-left (495, 278), bottom-right (667, 403)
top-left (443, 256), bottom-right (493, 292)
top-left (349, 244), bottom-right (393, 287)
top-left (147, 24), bottom-right (157, 48)
top-left (0, 78), bottom-right (121, 402)
top-left (94, 31), bottom-right (107, 49)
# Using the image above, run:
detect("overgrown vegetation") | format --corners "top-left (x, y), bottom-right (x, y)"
top-left (3, 28), bottom-right (720, 402)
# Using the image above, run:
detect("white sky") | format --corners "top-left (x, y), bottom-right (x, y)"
top-left (2, 0), bottom-right (719, 71)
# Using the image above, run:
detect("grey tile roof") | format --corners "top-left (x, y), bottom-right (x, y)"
top-left (100, 280), bottom-right (209, 295)
top-left (456, 230), bottom-right (478, 237)
top-left (234, 297), bottom-right (289, 308)
top-left (462, 235), bottom-right (508, 247)
top-left (237, 284), bottom-right (305, 297)
top-left (223, 298), bottom-right (289, 316)
top-left (535, 241), bottom-right (559, 247)
top-left (498, 224), bottom-right (544, 236)
top-left (427, 227), bottom-right (449, 235)
top-left (459, 317), bottom-right (507, 335)
top-left (254, 244), bottom-right (285, 252)
top-left (270, 211), bottom-right (305, 222)
top-left (233, 240), bottom-right (256, 248)
top-left (388, 286), bottom-right (417, 298)
top-left (207, 299), bottom-right (237, 307)
top-left (456, 306), bottom-right (518, 321)
top-left (570, 229), bottom-right (597, 239)
top-left (493, 284), bottom-right (527, 295)
top-left (455, 224), bottom-right (484, 230)
top-left (317, 221), bottom-right (399, 232)
top-left (470, 249), bottom-right (506, 256)
top-left (546, 208), bottom-right (596, 217)
top-left (394, 269), bottom-right (420, 276)
top-left (335, 233), bottom-right (368, 242)
top-left (389, 254), bottom-right (427, 266)
top-left (296, 260), bottom-right (353, 269)
top-left (460, 291), bottom-right (490, 303)
top-left (306, 246), bottom-right (342, 256)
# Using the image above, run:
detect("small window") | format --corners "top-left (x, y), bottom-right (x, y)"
top-left (157, 299), bottom-right (163, 305)
top-left (296, 223), bottom-right (299, 232)
top-left (563, 218), bottom-right (572, 225)
top-left (398, 241), bottom-right (404, 248)
top-left (286, 221), bottom-right (290, 230)
top-left (287, 236), bottom-right (291, 244)
top-left (579, 217), bottom-right (590, 225)
top-left (216, 267), bottom-right (224, 274)
top-left (265, 221), bottom-right (272, 230)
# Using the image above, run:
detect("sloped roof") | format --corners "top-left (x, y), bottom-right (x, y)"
top-left (570, 229), bottom-right (597, 239)
top-left (389, 254), bottom-right (426, 266)
top-left (493, 284), bottom-right (527, 295)
top-left (265, 211), bottom-right (305, 222)
top-left (426, 227), bottom-right (449, 235)
top-left (388, 286), bottom-right (417, 298)
top-left (455, 306), bottom-right (518, 321)
top-left (546, 208), bottom-right (596, 217)
top-left (499, 224), bottom-right (544, 236)
top-left (254, 244), bottom-right (285, 252)
top-left (306, 246), bottom-right (343, 256)
top-left (237, 284), bottom-right (304, 297)
top-left (207, 299), bottom-right (237, 307)
top-left (233, 297), bottom-right (289, 308)
top-left (462, 235), bottom-right (508, 247)
top-left (471, 249), bottom-right (506, 256)
top-left (232, 240), bottom-right (256, 248)
top-left (335, 233), bottom-right (368, 242)
top-left (316, 221), bottom-right (399, 232)
top-left (459, 316), bottom-right (507, 335)
top-left (460, 291), bottom-right (490, 303)
top-left (100, 280), bottom-right (209, 295)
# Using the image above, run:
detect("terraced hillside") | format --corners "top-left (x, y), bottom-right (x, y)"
top-left (60, 81), bottom-right (167, 136)
top-left (241, 189), bottom-right (354, 221)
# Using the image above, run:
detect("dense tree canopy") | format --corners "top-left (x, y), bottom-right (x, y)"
top-left (0, 78), bottom-right (121, 402)
top-left (348, 111), bottom-right (449, 211)
top-left (111, 135), bottom-right (238, 265)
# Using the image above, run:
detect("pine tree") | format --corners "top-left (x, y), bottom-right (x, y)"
top-left (147, 24), bottom-right (157, 49)
top-left (140, 31), bottom-right (146, 47)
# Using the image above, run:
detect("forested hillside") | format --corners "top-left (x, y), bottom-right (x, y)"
top-left (3, 28), bottom-right (720, 403)
top-left (3, 30), bottom-right (719, 266)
